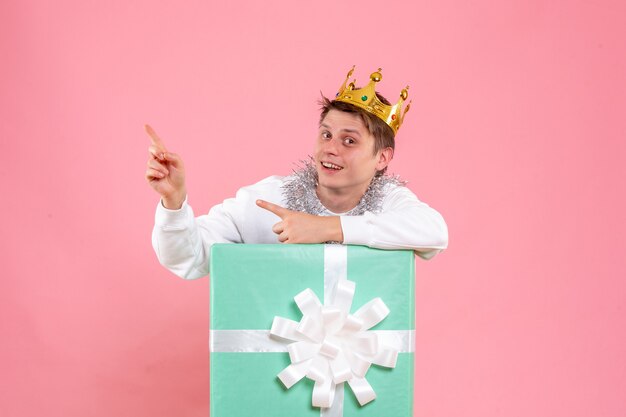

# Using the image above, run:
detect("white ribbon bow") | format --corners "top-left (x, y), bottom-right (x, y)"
top-left (270, 279), bottom-right (399, 408)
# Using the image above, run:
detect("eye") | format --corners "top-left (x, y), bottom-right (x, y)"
top-left (321, 131), bottom-right (332, 140)
top-left (343, 137), bottom-right (356, 145)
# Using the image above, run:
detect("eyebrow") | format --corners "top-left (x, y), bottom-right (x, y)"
top-left (320, 123), bottom-right (362, 137)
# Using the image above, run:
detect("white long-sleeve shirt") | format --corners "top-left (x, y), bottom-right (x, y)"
top-left (152, 175), bottom-right (448, 279)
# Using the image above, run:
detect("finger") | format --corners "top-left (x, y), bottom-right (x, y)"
top-left (145, 168), bottom-right (166, 181)
top-left (144, 124), bottom-right (168, 151)
top-left (256, 199), bottom-right (288, 218)
top-left (148, 145), bottom-right (166, 160)
top-left (147, 159), bottom-right (169, 176)
top-left (162, 152), bottom-right (183, 169)
top-left (278, 231), bottom-right (288, 243)
top-left (272, 221), bottom-right (284, 235)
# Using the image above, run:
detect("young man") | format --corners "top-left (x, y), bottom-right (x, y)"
top-left (146, 67), bottom-right (448, 279)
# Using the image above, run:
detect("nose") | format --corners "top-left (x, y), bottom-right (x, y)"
top-left (322, 137), bottom-right (340, 155)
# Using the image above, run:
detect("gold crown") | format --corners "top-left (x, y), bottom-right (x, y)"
top-left (334, 66), bottom-right (411, 134)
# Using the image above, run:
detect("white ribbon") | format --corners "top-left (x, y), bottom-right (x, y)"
top-left (210, 329), bottom-right (414, 353)
top-left (269, 245), bottom-right (400, 410)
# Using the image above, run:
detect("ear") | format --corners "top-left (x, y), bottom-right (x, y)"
top-left (375, 147), bottom-right (394, 171)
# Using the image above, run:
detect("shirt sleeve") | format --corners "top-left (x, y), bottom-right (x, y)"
top-left (339, 185), bottom-right (449, 260)
top-left (151, 195), bottom-right (244, 280)
top-left (151, 176), bottom-right (284, 279)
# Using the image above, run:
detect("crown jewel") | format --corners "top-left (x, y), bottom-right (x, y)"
top-left (334, 66), bottom-right (411, 134)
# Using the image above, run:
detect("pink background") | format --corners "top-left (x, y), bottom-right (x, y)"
top-left (1, 0), bottom-right (625, 416)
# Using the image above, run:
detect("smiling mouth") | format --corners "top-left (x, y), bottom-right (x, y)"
top-left (321, 161), bottom-right (344, 170)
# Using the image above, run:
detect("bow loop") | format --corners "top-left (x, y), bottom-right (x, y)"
top-left (270, 316), bottom-right (304, 342)
top-left (352, 298), bottom-right (390, 330)
top-left (294, 288), bottom-right (322, 316)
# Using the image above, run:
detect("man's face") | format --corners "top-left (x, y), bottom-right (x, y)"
top-left (314, 109), bottom-right (390, 198)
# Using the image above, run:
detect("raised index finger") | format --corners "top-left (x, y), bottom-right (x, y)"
top-left (144, 124), bottom-right (168, 151)
top-left (256, 199), bottom-right (288, 218)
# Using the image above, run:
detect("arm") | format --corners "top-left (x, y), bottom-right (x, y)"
top-left (145, 124), bottom-right (244, 279)
top-left (340, 185), bottom-right (448, 259)
top-left (152, 195), bottom-right (244, 279)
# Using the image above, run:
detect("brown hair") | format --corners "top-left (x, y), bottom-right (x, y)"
top-left (318, 92), bottom-right (396, 156)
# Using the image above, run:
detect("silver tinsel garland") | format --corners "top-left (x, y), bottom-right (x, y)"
top-left (281, 159), bottom-right (406, 215)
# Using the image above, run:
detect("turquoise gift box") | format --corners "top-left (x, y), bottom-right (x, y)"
top-left (210, 244), bottom-right (415, 417)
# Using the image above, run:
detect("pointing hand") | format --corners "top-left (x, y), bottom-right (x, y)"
top-left (256, 200), bottom-right (343, 244)
top-left (144, 124), bottom-right (187, 209)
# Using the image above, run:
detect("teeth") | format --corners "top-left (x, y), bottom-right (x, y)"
top-left (322, 162), bottom-right (342, 170)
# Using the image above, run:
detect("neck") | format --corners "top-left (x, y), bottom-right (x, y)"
top-left (316, 182), bottom-right (370, 213)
